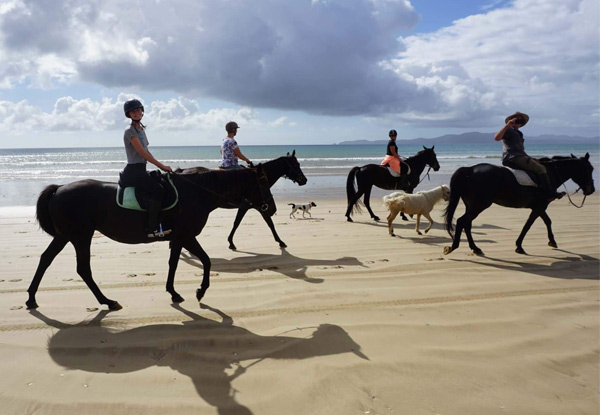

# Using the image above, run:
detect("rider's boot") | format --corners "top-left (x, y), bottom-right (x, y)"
top-left (538, 173), bottom-right (565, 201)
top-left (146, 199), bottom-right (171, 238)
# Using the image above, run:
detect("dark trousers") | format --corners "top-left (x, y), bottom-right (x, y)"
top-left (120, 163), bottom-right (164, 231)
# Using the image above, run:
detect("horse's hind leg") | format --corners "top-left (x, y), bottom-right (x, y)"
top-left (26, 236), bottom-right (68, 309)
top-left (182, 238), bottom-right (211, 302)
top-left (363, 188), bottom-right (380, 221)
top-left (167, 241), bottom-right (184, 303)
top-left (73, 237), bottom-right (122, 311)
top-left (345, 190), bottom-right (365, 222)
top-left (444, 209), bottom-right (482, 255)
top-left (539, 211), bottom-right (557, 248)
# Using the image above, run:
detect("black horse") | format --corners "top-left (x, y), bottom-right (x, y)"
top-left (178, 151), bottom-right (307, 250)
top-left (345, 146), bottom-right (441, 222)
top-left (27, 166), bottom-right (276, 311)
top-left (443, 154), bottom-right (595, 256)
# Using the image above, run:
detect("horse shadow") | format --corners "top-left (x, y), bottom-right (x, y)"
top-left (30, 304), bottom-right (368, 415)
top-left (449, 250), bottom-right (599, 280)
top-left (180, 249), bottom-right (366, 284)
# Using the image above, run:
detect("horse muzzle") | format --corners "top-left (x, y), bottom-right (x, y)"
top-left (583, 182), bottom-right (595, 195)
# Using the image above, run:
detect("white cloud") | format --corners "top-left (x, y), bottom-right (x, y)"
top-left (0, 95), bottom-right (280, 134)
top-left (393, 0), bottom-right (599, 130)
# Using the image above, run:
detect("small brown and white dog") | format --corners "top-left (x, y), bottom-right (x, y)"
top-left (288, 202), bottom-right (317, 218)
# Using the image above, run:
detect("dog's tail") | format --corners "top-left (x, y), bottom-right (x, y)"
top-left (288, 203), bottom-right (294, 206)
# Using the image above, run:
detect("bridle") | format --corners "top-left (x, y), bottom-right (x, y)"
top-left (282, 157), bottom-right (306, 184)
top-left (546, 158), bottom-right (592, 208)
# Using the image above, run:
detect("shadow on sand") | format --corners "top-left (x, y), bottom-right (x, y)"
top-left (449, 249), bottom-right (599, 280)
top-left (180, 248), bottom-right (366, 284)
top-left (30, 304), bottom-right (368, 415)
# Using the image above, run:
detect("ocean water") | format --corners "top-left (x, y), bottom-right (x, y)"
top-left (1, 143), bottom-right (598, 210)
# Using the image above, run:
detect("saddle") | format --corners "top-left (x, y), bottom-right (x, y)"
top-left (116, 172), bottom-right (179, 211)
top-left (505, 167), bottom-right (538, 187)
top-left (382, 162), bottom-right (411, 178)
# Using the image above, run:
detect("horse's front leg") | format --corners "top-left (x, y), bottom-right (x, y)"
top-left (167, 241), bottom-right (184, 303)
top-left (422, 212), bottom-right (434, 234)
top-left (363, 188), bottom-right (380, 221)
top-left (227, 208), bottom-right (249, 250)
top-left (261, 211), bottom-right (287, 248)
top-left (73, 236), bottom-right (122, 311)
top-left (182, 238), bottom-right (211, 302)
top-left (539, 211), bottom-right (557, 248)
top-left (515, 209), bottom-right (541, 254)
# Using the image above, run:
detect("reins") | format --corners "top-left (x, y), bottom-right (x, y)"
top-left (170, 170), bottom-right (271, 211)
top-left (562, 184), bottom-right (587, 208)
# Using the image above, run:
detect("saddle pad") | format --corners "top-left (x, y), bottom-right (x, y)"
top-left (386, 166), bottom-right (401, 177)
top-left (116, 175), bottom-right (179, 211)
top-left (507, 168), bottom-right (537, 187)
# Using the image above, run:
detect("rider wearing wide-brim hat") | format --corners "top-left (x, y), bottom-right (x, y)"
top-left (494, 111), bottom-right (564, 201)
top-left (119, 99), bottom-right (173, 238)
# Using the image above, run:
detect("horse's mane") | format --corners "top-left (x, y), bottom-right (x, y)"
top-left (539, 155), bottom-right (577, 163)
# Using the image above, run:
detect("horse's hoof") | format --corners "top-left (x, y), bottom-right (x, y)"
top-left (25, 300), bottom-right (39, 310)
top-left (229, 244), bottom-right (237, 250)
top-left (443, 246), bottom-right (453, 255)
top-left (107, 301), bottom-right (123, 311)
top-left (346, 217), bottom-right (353, 222)
top-left (279, 241), bottom-right (288, 248)
top-left (548, 241), bottom-right (558, 248)
top-left (373, 216), bottom-right (380, 222)
top-left (417, 231), bottom-right (422, 235)
top-left (472, 248), bottom-right (484, 256)
top-left (171, 294), bottom-right (185, 303)
top-left (515, 247), bottom-right (526, 255)
top-left (402, 216), bottom-right (409, 222)
top-left (196, 288), bottom-right (207, 302)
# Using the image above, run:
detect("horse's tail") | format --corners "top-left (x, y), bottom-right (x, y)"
top-left (36, 185), bottom-right (60, 236)
top-left (346, 166), bottom-right (363, 214)
top-left (444, 167), bottom-right (470, 238)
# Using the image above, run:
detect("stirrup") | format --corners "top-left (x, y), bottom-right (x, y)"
top-left (147, 224), bottom-right (172, 238)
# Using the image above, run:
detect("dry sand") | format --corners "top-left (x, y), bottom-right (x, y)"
top-left (0, 195), bottom-right (598, 415)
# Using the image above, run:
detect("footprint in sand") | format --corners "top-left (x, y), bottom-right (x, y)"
top-left (10, 306), bottom-right (23, 310)
top-left (9, 279), bottom-right (22, 282)
top-left (86, 307), bottom-right (99, 312)
top-left (127, 274), bottom-right (137, 278)
top-left (378, 259), bottom-right (389, 262)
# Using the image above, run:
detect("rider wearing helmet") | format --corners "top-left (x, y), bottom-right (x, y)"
top-left (120, 99), bottom-right (173, 238)
top-left (219, 121), bottom-right (252, 169)
top-left (380, 129), bottom-right (408, 186)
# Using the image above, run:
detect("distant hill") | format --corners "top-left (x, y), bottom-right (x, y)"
top-left (336, 132), bottom-right (600, 146)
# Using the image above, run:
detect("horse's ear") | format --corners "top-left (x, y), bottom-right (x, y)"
top-left (431, 145), bottom-right (435, 150)
top-left (423, 145), bottom-right (426, 150)
top-left (292, 149), bottom-right (296, 157)
top-left (571, 153), bottom-right (576, 158)
top-left (585, 152), bottom-right (590, 160)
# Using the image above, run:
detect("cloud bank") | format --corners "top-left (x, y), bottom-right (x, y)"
top-left (0, 0), bottom-right (597, 134)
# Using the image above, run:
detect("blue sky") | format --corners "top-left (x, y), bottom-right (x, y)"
top-left (0, 0), bottom-right (597, 148)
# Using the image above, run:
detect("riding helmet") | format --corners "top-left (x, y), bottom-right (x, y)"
top-left (389, 129), bottom-right (398, 137)
top-left (226, 121), bottom-right (240, 133)
top-left (124, 99), bottom-right (144, 118)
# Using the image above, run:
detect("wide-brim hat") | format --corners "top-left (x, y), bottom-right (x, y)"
top-left (505, 111), bottom-right (529, 126)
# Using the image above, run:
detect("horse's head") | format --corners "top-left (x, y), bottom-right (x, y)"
top-left (423, 145), bottom-right (440, 171)
top-left (253, 164), bottom-right (277, 216)
top-left (285, 150), bottom-right (308, 186)
top-left (569, 153), bottom-right (595, 195)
